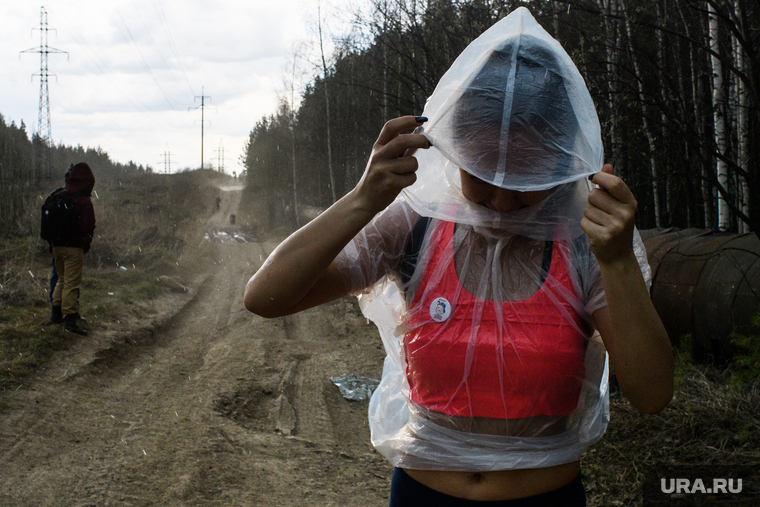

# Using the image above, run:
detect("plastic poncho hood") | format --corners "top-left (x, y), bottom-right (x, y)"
top-left (400, 7), bottom-right (603, 241)
top-left (336, 7), bottom-right (651, 473)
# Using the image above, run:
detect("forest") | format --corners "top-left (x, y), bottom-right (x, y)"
top-left (241, 0), bottom-right (758, 234)
top-left (0, 115), bottom-right (151, 236)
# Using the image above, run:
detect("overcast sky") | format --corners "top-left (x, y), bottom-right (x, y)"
top-left (1, 0), bottom-right (360, 173)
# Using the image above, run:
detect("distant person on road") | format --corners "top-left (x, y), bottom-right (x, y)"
top-left (43, 162), bottom-right (96, 336)
top-left (245, 8), bottom-right (672, 506)
top-left (216, 196), bottom-right (222, 211)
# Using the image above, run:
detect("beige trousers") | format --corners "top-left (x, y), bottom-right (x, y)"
top-left (51, 246), bottom-right (84, 316)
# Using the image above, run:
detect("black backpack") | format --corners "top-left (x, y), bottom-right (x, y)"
top-left (40, 188), bottom-right (86, 243)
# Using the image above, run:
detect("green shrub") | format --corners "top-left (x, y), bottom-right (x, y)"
top-left (730, 308), bottom-right (760, 387)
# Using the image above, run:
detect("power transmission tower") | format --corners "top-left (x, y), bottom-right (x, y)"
top-left (190, 86), bottom-right (211, 170)
top-left (159, 144), bottom-right (174, 174)
top-left (21, 6), bottom-right (68, 178)
top-left (214, 139), bottom-right (229, 173)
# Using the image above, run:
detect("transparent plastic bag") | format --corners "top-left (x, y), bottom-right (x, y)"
top-left (330, 374), bottom-right (380, 401)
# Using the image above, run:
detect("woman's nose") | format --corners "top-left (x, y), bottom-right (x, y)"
top-left (488, 188), bottom-right (521, 213)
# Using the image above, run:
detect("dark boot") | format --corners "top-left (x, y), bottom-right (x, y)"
top-left (45, 306), bottom-right (63, 325)
top-left (63, 314), bottom-right (88, 336)
top-left (69, 312), bottom-right (86, 323)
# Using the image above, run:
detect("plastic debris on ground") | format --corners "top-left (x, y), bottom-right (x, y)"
top-left (206, 229), bottom-right (254, 244)
top-left (330, 374), bottom-right (380, 401)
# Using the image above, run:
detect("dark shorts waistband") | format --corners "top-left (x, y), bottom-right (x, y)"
top-left (389, 468), bottom-right (586, 507)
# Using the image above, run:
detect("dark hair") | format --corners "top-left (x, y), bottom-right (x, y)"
top-left (452, 38), bottom-right (578, 177)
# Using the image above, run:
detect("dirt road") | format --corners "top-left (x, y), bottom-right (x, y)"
top-left (0, 187), bottom-right (391, 506)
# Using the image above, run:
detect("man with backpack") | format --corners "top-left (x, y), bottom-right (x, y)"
top-left (41, 162), bottom-right (96, 335)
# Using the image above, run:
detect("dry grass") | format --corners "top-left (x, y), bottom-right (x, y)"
top-left (584, 355), bottom-right (760, 506)
top-left (0, 169), bottom-right (225, 389)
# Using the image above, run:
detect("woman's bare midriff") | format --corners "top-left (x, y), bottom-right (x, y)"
top-left (402, 460), bottom-right (580, 501)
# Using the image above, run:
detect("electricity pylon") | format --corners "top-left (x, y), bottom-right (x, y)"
top-left (21, 6), bottom-right (68, 177)
top-left (214, 139), bottom-right (229, 173)
top-left (159, 144), bottom-right (174, 174)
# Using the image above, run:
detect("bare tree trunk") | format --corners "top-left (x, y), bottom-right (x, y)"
top-left (397, 53), bottom-right (402, 117)
top-left (290, 57), bottom-right (300, 228)
top-left (708, 1), bottom-right (730, 231)
top-left (656, 2), bottom-right (672, 225)
top-left (383, 32), bottom-right (388, 119)
top-left (733, 0), bottom-right (750, 233)
top-left (318, 1), bottom-right (337, 204)
top-left (622, 2), bottom-right (662, 227)
top-left (676, 1), bottom-right (712, 227)
top-left (599, 0), bottom-right (620, 171)
top-left (674, 7), bottom-right (692, 226)
top-left (351, 57), bottom-right (360, 185)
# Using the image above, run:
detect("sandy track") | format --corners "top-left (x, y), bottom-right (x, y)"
top-left (0, 188), bottom-right (390, 506)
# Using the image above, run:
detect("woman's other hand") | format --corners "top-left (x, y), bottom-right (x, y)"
top-left (352, 116), bottom-right (430, 216)
top-left (582, 163), bottom-right (637, 266)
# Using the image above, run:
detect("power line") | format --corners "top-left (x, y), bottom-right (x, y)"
top-left (152, 0), bottom-right (195, 97)
top-left (132, 0), bottom-right (191, 101)
top-left (47, 6), bottom-right (165, 128)
top-left (114, 7), bottom-right (179, 111)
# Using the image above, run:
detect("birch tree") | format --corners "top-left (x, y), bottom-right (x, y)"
top-left (708, 1), bottom-right (730, 231)
top-left (732, 0), bottom-right (750, 233)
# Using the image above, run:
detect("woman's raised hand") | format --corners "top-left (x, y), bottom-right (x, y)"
top-left (582, 163), bottom-right (638, 266)
top-left (585, 164), bottom-right (674, 414)
top-left (352, 116), bottom-right (430, 216)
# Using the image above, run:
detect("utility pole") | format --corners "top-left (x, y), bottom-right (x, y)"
top-left (190, 86), bottom-right (211, 170)
top-left (21, 6), bottom-right (68, 178)
top-left (159, 144), bottom-right (174, 174)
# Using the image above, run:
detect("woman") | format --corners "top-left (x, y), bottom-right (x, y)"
top-left (245, 7), bottom-right (673, 505)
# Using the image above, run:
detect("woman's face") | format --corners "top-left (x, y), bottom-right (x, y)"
top-left (459, 169), bottom-right (549, 213)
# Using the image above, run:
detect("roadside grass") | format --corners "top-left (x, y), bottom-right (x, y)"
top-left (584, 335), bottom-right (760, 506)
top-left (0, 169), bottom-right (229, 390)
top-left (730, 309), bottom-right (760, 388)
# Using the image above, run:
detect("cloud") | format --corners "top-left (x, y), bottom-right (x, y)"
top-left (0, 0), bottom-right (354, 172)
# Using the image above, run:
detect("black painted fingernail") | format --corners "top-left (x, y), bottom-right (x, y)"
top-left (415, 116), bottom-right (428, 123)
top-left (588, 173), bottom-right (596, 181)
top-left (427, 137), bottom-right (433, 147)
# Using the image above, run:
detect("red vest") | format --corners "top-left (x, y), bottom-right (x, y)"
top-left (404, 221), bottom-right (587, 419)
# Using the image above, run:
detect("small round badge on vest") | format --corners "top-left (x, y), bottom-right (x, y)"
top-left (429, 297), bottom-right (452, 322)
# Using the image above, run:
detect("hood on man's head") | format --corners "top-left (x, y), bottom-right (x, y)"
top-left (66, 162), bottom-right (95, 195)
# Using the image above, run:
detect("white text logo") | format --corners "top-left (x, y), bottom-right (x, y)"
top-left (660, 478), bottom-right (742, 494)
